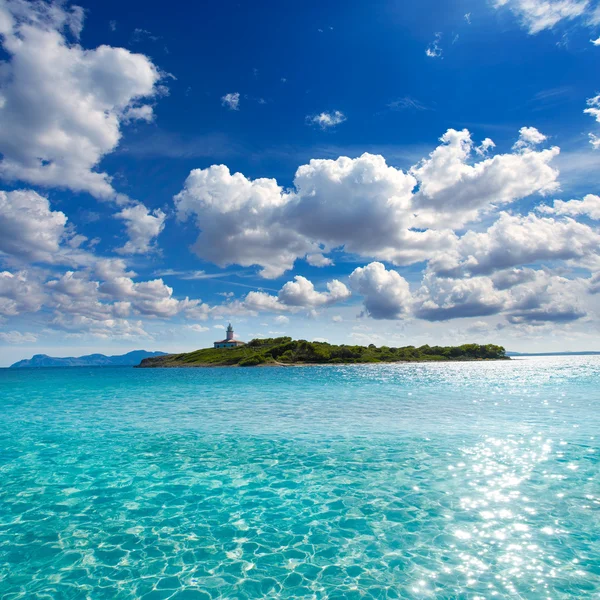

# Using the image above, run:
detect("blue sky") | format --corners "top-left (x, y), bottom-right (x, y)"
top-left (1, 0), bottom-right (600, 365)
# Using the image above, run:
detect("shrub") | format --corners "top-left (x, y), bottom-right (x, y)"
top-left (239, 354), bottom-right (267, 366)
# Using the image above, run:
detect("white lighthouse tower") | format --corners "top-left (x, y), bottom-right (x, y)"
top-left (214, 323), bottom-right (246, 349)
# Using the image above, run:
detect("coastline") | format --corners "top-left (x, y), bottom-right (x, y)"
top-left (136, 338), bottom-right (509, 369)
top-left (135, 357), bottom-right (510, 369)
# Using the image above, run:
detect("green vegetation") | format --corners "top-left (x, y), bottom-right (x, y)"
top-left (137, 337), bottom-right (508, 368)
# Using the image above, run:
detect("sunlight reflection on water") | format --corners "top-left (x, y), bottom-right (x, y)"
top-left (0, 356), bottom-right (598, 598)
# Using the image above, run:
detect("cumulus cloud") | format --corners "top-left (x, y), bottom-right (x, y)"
top-left (278, 276), bottom-right (350, 307)
top-left (306, 253), bottom-right (334, 267)
top-left (174, 164), bottom-right (314, 278)
top-left (186, 324), bottom-right (210, 333)
top-left (539, 194), bottom-right (600, 219)
top-left (415, 274), bottom-right (508, 321)
top-left (0, 330), bottom-right (37, 344)
top-left (115, 204), bottom-right (166, 254)
top-left (475, 138), bottom-right (496, 156)
top-left (506, 270), bottom-right (587, 324)
top-left (0, 0), bottom-right (162, 199)
top-left (306, 110), bottom-right (346, 129)
top-left (492, 0), bottom-right (590, 34)
top-left (243, 291), bottom-right (290, 313)
top-left (585, 94), bottom-right (600, 123)
top-left (349, 262), bottom-right (412, 320)
top-left (512, 126), bottom-right (548, 150)
top-left (430, 213), bottom-right (599, 277)
top-left (0, 261), bottom-right (215, 339)
top-left (221, 92), bottom-right (240, 110)
top-left (93, 258), bottom-right (136, 281)
top-left (0, 189), bottom-right (67, 262)
top-left (97, 274), bottom-right (200, 318)
top-left (174, 127), bottom-right (561, 278)
top-left (289, 152), bottom-right (454, 263)
top-left (0, 270), bottom-right (45, 316)
top-left (411, 129), bottom-right (559, 227)
top-left (241, 275), bottom-right (350, 314)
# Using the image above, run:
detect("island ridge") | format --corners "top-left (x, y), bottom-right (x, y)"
top-left (137, 337), bottom-right (508, 368)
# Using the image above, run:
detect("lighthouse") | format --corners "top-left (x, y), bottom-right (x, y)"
top-left (214, 323), bottom-right (246, 349)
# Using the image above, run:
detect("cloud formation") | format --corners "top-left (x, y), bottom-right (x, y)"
top-left (174, 127), bottom-right (560, 278)
top-left (221, 92), bottom-right (240, 110)
top-left (242, 275), bottom-right (350, 314)
top-left (0, 0), bottom-right (162, 200)
top-left (0, 189), bottom-right (68, 263)
top-left (349, 262), bottom-right (412, 320)
top-left (306, 111), bottom-right (346, 129)
top-left (115, 204), bottom-right (166, 255)
top-left (493, 0), bottom-right (590, 34)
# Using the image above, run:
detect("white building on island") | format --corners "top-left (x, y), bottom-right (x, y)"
top-left (214, 323), bottom-right (246, 349)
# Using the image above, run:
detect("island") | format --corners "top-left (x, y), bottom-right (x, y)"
top-left (136, 337), bottom-right (508, 368)
top-left (11, 350), bottom-right (167, 368)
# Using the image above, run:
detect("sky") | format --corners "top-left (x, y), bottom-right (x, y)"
top-left (1, 0), bottom-right (600, 365)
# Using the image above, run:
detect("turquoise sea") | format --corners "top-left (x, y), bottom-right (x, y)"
top-left (0, 356), bottom-right (599, 599)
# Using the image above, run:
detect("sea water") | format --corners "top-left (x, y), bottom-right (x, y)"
top-left (0, 356), bottom-right (598, 599)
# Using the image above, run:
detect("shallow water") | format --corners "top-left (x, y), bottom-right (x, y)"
top-left (0, 356), bottom-right (599, 598)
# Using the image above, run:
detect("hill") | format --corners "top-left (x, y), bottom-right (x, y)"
top-left (10, 350), bottom-right (168, 368)
top-left (506, 351), bottom-right (600, 357)
top-left (137, 338), bottom-right (508, 368)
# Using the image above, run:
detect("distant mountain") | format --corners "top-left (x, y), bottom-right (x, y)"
top-left (10, 350), bottom-right (167, 368)
top-left (507, 351), bottom-right (600, 357)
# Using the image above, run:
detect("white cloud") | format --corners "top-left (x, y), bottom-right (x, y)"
top-left (306, 253), bottom-right (334, 267)
top-left (585, 94), bottom-right (600, 122)
top-left (274, 315), bottom-right (289, 325)
top-left (492, 0), bottom-right (590, 34)
top-left (431, 212), bottom-right (600, 277)
top-left (506, 270), bottom-right (587, 323)
top-left (539, 193), bottom-right (600, 219)
top-left (0, 189), bottom-right (67, 262)
top-left (278, 276), bottom-right (351, 307)
top-left (174, 164), bottom-right (314, 278)
top-left (221, 92), bottom-right (240, 110)
top-left (243, 290), bottom-right (290, 313)
top-left (589, 133), bottom-right (600, 148)
top-left (349, 262), bottom-right (412, 320)
top-left (186, 324), bottom-right (210, 333)
top-left (426, 32), bottom-right (442, 58)
top-left (98, 275), bottom-right (198, 318)
top-left (0, 330), bottom-right (37, 343)
top-left (115, 204), bottom-right (166, 254)
top-left (415, 274), bottom-right (508, 321)
top-left (0, 269), bottom-right (45, 316)
top-left (0, 0), bottom-right (162, 199)
top-left (475, 138), bottom-right (496, 156)
top-left (174, 127), bottom-right (561, 278)
top-left (512, 126), bottom-right (548, 150)
top-left (94, 258), bottom-right (136, 281)
top-left (306, 110), bottom-right (346, 129)
top-left (591, 35), bottom-right (600, 44)
top-left (0, 260), bottom-right (222, 340)
top-left (289, 152), bottom-right (454, 263)
top-left (411, 129), bottom-right (559, 228)
top-left (465, 13), bottom-right (472, 24)
top-left (239, 276), bottom-right (351, 315)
